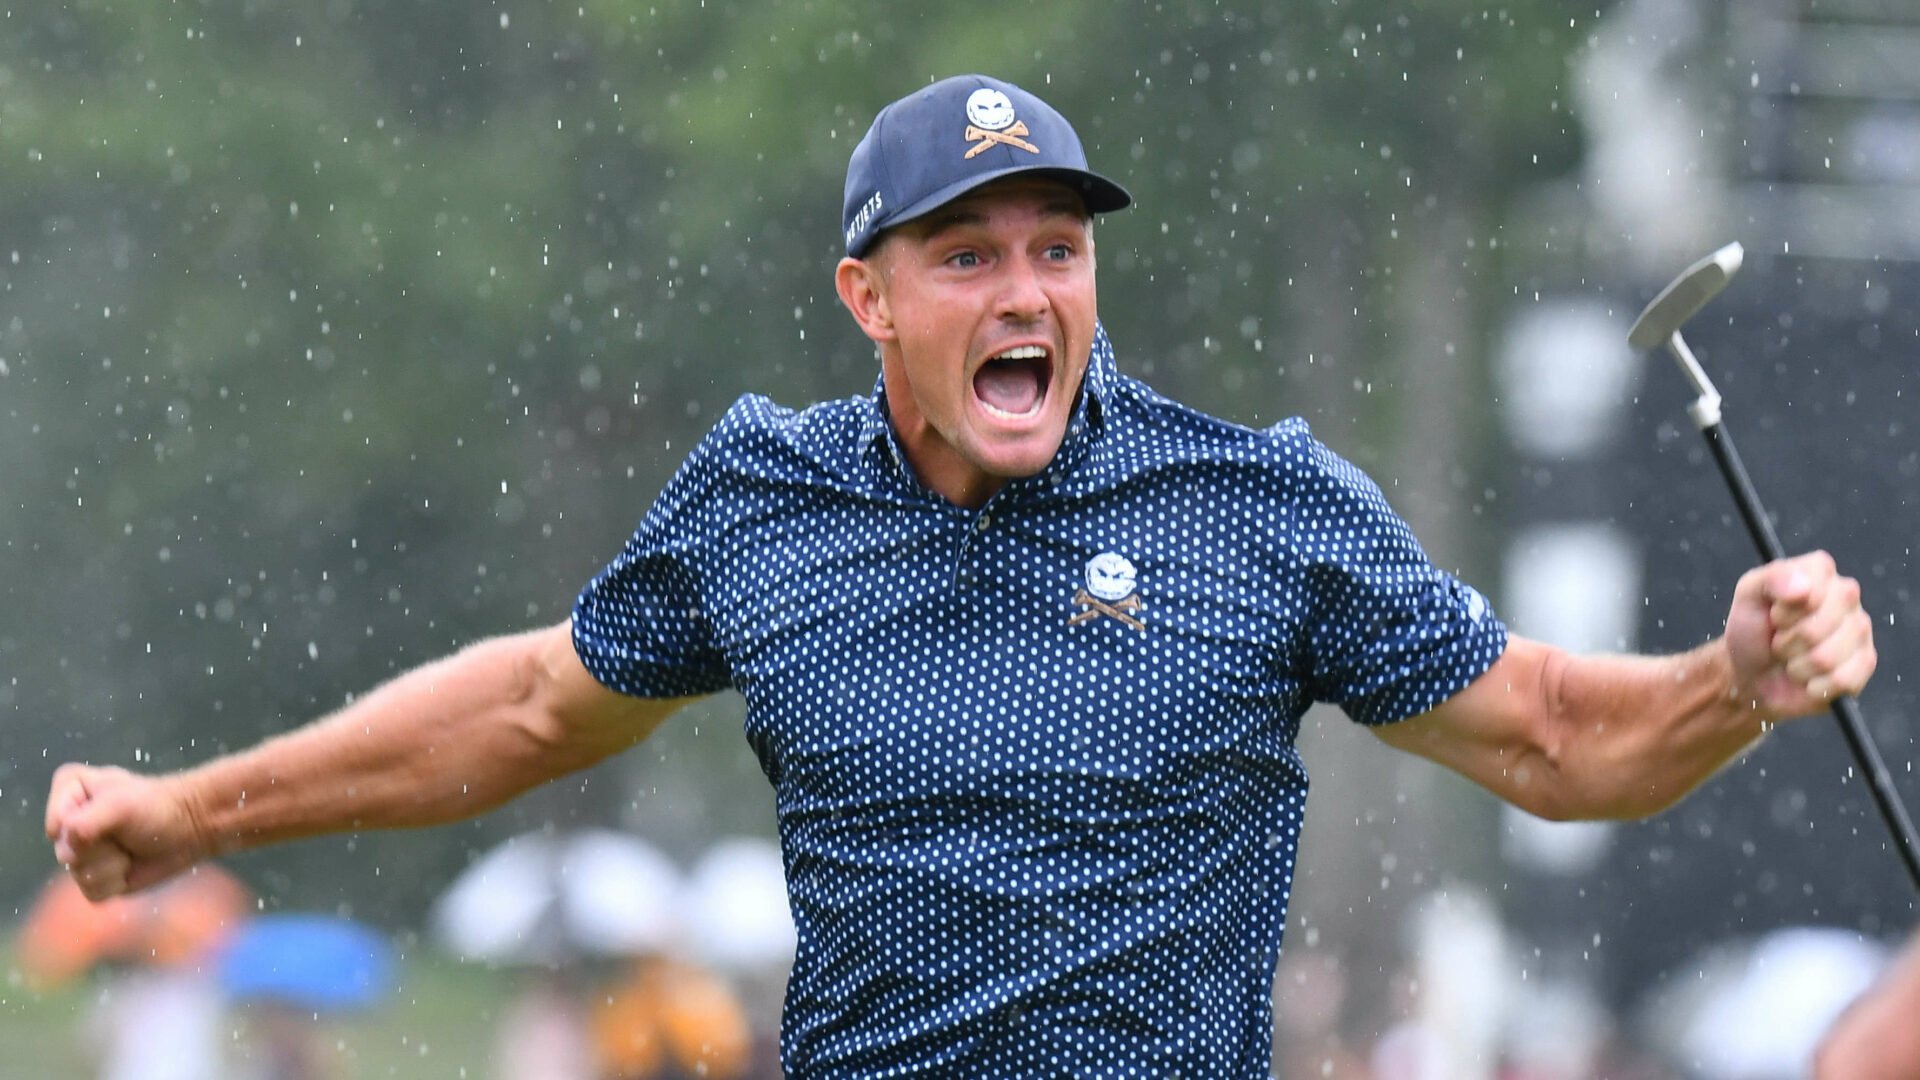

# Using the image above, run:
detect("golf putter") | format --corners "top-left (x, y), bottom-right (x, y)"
top-left (1629, 242), bottom-right (1920, 892)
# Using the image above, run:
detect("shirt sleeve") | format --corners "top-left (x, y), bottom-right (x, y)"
top-left (572, 424), bottom-right (736, 699)
top-left (1283, 427), bottom-right (1508, 726)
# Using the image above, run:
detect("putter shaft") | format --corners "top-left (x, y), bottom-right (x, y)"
top-left (1699, 421), bottom-right (1920, 891)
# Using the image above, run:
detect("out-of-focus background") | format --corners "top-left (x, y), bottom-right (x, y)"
top-left (3, 1), bottom-right (1917, 1077)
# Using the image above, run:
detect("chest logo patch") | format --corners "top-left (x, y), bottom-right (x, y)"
top-left (1071, 552), bottom-right (1144, 630)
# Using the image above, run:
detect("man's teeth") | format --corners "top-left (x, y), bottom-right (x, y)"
top-left (981, 400), bottom-right (1041, 418)
top-left (992, 345), bottom-right (1048, 361)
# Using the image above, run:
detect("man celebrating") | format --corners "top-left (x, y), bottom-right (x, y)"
top-left (48, 76), bottom-right (1876, 1077)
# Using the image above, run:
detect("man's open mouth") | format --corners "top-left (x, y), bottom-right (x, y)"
top-left (973, 345), bottom-right (1052, 418)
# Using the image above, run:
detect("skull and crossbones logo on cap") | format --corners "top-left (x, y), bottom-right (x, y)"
top-left (963, 88), bottom-right (1040, 159)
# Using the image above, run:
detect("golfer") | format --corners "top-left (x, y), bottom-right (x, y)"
top-left (47, 76), bottom-right (1876, 1078)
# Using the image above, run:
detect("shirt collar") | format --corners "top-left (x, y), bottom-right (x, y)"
top-left (860, 322), bottom-right (1117, 492)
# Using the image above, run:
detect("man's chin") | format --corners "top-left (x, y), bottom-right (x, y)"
top-left (972, 436), bottom-right (1065, 481)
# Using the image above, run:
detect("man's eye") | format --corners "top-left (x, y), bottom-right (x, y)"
top-left (949, 251), bottom-right (980, 268)
top-left (1045, 244), bottom-right (1072, 260)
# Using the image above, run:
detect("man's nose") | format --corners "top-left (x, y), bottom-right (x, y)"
top-left (995, 257), bottom-right (1051, 322)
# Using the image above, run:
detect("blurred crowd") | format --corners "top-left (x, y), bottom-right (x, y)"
top-left (1269, 887), bottom-right (1904, 1080)
top-left (11, 831), bottom-right (792, 1080)
top-left (13, 843), bottom-right (1909, 1080)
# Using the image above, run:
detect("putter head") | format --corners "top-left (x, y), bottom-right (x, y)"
top-left (1627, 242), bottom-right (1746, 350)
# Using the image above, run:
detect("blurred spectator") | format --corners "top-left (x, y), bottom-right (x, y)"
top-left (593, 955), bottom-right (752, 1079)
top-left (17, 868), bottom-right (250, 1080)
top-left (1655, 926), bottom-right (1885, 1080)
top-left (1814, 929), bottom-right (1920, 1080)
top-left (1498, 978), bottom-right (1608, 1080)
top-left (84, 966), bottom-right (228, 1080)
top-left (230, 1001), bottom-right (341, 1080)
top-left (217, 912), bottom-right (394, 1080)
top-left (1272, 950), bottom-right (1372, 1080)
top-left (1370, 890), bottom-right (1508, 1080)
top-left (495, 970), bottom-right (598, 1080)
top-left (1369, 970), bottom-right (1444, 1080)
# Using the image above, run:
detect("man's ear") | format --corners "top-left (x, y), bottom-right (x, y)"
top-left (835, 255), bottom-right (896, 343)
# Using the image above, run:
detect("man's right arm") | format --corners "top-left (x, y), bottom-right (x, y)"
top-left (46, 620), bottom-right (697, 900)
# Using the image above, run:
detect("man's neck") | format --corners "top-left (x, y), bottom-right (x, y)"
top-left (883, 408), bottom-right (1004, 510)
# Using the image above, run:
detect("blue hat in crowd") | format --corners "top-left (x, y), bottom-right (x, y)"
top-left (842, 74), bottom-right (1133, 258)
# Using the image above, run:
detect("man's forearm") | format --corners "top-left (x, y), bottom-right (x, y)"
top-left (175, 626), bottom-right (626, 856)
top-left (1543, 639), bottom-right (1767, 819)
top-left (46, 621), bottom-right (687, 899)
top-left (1385, 553), bottom-right (1873, 822)
top-left (1380, 635), bottom-right (1771, 822)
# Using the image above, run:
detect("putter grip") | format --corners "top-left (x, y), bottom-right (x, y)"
top-left (1702, 423), bottom-right (1920, 891)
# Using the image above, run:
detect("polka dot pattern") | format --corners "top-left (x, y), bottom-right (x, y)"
top-left (573, 324), bottom-right (1507, 1078)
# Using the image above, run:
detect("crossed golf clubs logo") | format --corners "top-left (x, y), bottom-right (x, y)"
top-left (1070, 552), bottom-right (1144, 631)
top-left (1069, 588), bottom-right (1143, 630)
top-left (964, 121), bottom-right (1038, 159)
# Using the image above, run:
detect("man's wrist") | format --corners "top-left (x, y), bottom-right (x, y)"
top-left (1699, 636), bottom-right (1779, 734)
top-left (167, 766), bottom-right (233, 861)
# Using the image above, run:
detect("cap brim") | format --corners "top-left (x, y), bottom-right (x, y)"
top-left (850, 166), bottom-right (1132, 257)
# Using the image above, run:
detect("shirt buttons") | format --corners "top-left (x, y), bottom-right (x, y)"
top-left (974, 513), bottom-right (991, 533)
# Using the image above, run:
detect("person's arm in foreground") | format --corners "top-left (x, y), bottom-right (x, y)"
top-left (46, 621), bottom-right (695, 899)
top-left (1374, 550), bottom-right (1875, 820)
top-left (1814, 930), bottom-right (1920, 1080)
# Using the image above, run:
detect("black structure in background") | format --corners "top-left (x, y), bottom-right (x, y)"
top-left (1510, 254), bottom-right (1920, 1009)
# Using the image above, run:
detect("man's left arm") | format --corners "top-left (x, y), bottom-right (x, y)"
top-left (1372, 550), bottom-right (1876, 821)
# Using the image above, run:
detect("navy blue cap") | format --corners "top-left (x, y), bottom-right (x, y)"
top-left (842, 75), bottom-right (1132, 258)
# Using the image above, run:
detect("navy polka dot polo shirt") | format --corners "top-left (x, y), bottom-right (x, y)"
top-left (573, 324), bottom-right (1507, 1078)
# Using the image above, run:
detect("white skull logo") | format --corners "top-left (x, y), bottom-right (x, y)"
top-left (1085, 552), bottom-right (1137, 602)
top-left (965, 88), bottom-right (1017, 132)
